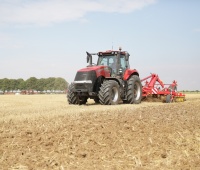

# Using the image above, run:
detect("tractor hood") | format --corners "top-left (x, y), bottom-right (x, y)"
top-left (78, 65), bottom-right (106, 72)
top-left (76, 65), bottom-right (111, 78)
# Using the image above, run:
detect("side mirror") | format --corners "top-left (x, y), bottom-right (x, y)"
top-left (125, 52), bottom-right (130, 61)
top-left (86, 51), bottom-right (92, 65)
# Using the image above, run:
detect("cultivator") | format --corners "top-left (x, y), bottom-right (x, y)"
top-left (141, 73), bottom-right (185, 103)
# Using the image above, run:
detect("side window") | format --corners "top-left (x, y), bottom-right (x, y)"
top-left (108, 57), bottom-right (114, 67)
top-left (99, 57), bottom-right (107, 65)
top-left (120, 57), bottom-right (126, 69)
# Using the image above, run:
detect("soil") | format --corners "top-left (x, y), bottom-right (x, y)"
top-left (0, 94), bottom-right (200, 170)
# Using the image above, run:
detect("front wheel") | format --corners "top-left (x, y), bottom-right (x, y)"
top-left (67, 83), bottom-right (88, 105)
top-left (127, 75), bottom-right (142, 104)
top-left (67, 83), bottom-right (78, 104)
top-left (99, 80), bottom-right (120, 105)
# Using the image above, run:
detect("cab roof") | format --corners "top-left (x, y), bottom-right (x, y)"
top-left (98, 50), bottom-right (126, 56)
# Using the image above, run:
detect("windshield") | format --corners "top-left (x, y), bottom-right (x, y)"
top-left (97, 54), bottom-right (128, 74)
top-left (97, 55), bottom-right (115, 67)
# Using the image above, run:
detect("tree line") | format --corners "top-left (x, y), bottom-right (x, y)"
top-left (0, 77), bottom-right (68, 92)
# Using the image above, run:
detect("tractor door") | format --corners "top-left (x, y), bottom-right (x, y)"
top-left (119, 55), bottom-right (129, 75)
top-left (97, 55), bottom-right (117, 76)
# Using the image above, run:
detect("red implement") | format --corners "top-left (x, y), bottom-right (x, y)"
top-left (141, 73), bottom-right (185, 103)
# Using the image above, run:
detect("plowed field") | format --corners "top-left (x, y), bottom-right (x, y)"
top-left (0, 94), bottom-right (200, 170)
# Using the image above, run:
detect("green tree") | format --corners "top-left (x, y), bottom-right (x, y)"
top-left (1, 78), bottom-right (10, 91)
top-left (36, 78), bottom-right (46, 91)
top-left (17, 78), bottom-right (26, 90)
top-left (0, 77), bottom-right (68, 91)
top-left (0, 79), bottom-right (3, 90)
top-left (9, 79), bottom-right (18, 90)
top-left (46, 77), bottom-right (56, 90)
top-left (26, 77), bottom-right (38, 90)
top-left (54, 77), bottom-right (68, 90)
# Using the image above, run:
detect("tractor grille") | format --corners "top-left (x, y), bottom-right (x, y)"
top-left (74, 71), bottom-right (97, 92)
top-left (75, 71), bottom-right (96, 82)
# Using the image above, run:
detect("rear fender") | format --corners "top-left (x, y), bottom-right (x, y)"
top-left (123, 69), bottom-right (139, 81)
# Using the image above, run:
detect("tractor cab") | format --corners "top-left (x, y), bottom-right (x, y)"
top-left (97, 50), bottom-right (130, 77)
top-left (87, 47), bottom-right (130, 78)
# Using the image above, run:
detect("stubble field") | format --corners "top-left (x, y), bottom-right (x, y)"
top-left (0, 94), bottom-right (200, 170)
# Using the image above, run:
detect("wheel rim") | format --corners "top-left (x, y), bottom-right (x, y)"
top-left (134, 82), bottom-right (141, 100)
top-left (111, 87), bottom-right (119, 102)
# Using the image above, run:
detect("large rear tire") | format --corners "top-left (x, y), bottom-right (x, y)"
top-left (127, 75), bottom-right (142, 104)
top-left (67, 83), bottom-right (78, 104)
top-left (99, 80), bottom-right (120, 105)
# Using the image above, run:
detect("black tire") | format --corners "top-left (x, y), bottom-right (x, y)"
top-left (67, 83), bottom-right (78, 104)
top-left (99, 80), bottom-right (120, 105)
top-left (127, 75), bottom-right (142, 104)
top-left (166, 94), bottom-right (171, 103)
top-left (67, 83), bottom-right (88, 105)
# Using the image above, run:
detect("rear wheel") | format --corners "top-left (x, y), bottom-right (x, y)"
top-left (67, 83), bottom-right (78, 104)
top-left (99, 80), bottom-right (120, 105)
top-left (127, 75), bottom-right (142, 104)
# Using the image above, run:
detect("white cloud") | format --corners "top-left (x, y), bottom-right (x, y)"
top-left (0, 0), bottom-right (156, 26)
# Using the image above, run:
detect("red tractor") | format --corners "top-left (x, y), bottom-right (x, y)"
top-left (67, 47), bottom-right (142, 105)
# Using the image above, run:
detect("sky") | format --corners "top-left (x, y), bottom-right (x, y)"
top-left (0, 0), bottom-right (199, 90)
